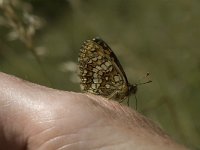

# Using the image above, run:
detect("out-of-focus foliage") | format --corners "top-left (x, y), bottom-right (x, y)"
top-left (0, 0), bottom-right (200, 149)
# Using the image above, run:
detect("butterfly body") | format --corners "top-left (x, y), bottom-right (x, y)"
top-left (78, 37), bottom-right (137, 103)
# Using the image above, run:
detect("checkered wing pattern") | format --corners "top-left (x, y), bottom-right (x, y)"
top-left (78, 37), bottom-right (134, 101)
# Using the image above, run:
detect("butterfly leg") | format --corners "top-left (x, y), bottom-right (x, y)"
top-left (107, 91), bottom-right (119, 100)
top-left (107, 91), bottom-right (127, 105)
top-left (127, 97), bottom-right (130, 106)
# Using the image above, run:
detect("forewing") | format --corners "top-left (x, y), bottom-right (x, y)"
top-left (78, 37), bottom-right (129, 99)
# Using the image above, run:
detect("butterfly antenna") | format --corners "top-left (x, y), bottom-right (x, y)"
top-left (136, 72), bottom-right (152, 86)
top-left (138, 72), bottom-right (149, 82)
top-left (136, 80), bottom-right (152, 85)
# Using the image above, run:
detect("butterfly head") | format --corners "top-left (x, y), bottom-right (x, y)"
top-left (128, 84), bottom-right (138, 95)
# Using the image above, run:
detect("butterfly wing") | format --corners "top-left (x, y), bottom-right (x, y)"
top-left (78, 37), bottom-right (130, 100)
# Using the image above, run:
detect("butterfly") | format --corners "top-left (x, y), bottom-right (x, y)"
top-left (78, 37), bottom-right (140, 107)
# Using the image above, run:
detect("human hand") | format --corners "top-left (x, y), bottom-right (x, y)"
top-left (0, 72), bottom-right (188, 150)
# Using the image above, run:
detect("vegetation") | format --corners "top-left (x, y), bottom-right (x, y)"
top-left (0, 0), bottom-right (200, 149)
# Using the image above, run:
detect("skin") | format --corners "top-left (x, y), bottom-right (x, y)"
top-left (0, 72), bottom-right (188, 150)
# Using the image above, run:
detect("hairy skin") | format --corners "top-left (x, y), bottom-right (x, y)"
top-left (0, 72), bottom-right (188, 150)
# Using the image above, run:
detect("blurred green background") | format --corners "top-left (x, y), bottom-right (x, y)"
top-left (0, 0), bottom-right (200, 149)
